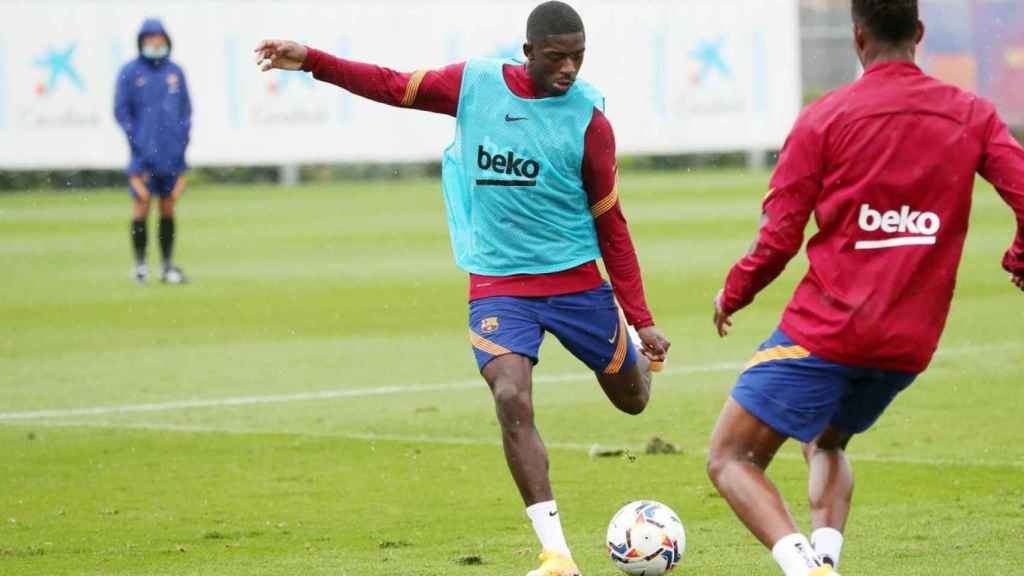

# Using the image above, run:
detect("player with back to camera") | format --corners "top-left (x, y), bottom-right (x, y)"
top-left (114, 18), bottom-right (192, 285)
top-left (707, 1), bottom-right (1024, 575)
top-left (255, 2), bottom-right (670, 575)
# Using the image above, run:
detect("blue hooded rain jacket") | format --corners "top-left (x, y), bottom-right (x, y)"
top-left (114, 19), bottom-right (192, 176)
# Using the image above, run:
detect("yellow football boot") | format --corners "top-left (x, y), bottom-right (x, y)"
top-left (810, 566), bottom-right (840, 576)
top-left (526, 550), bottom-right (581, 576)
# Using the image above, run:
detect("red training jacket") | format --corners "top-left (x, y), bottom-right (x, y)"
top-left (721, 61), bottom-right (1024, 373)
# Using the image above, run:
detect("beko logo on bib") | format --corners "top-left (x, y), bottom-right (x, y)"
top-left (855, 204), bottom-right (941, 250)
top-left (476, 146), bottom-right (540, 187)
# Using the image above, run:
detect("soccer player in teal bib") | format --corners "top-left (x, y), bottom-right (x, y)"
top-left (255, 3), bottom-right (670, 575)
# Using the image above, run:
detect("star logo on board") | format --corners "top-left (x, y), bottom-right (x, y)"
top-left (34, 42), bottom-right (85, 97)
top-left (689, 37), bottom-right (732, 85)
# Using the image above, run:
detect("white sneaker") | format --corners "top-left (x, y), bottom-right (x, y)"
top-left (161, 265), bottom-right (188, 285)
top-left (133, 264), bottom-right (148, 285)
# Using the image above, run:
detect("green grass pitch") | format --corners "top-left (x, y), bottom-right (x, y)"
top-left (1, 170), bottom-right (1022, 575)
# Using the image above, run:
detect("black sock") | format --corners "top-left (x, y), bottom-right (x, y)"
top-left (159, 217), bottom-right (175, 268)
top-left (131, 219), bottom-right (147, 265)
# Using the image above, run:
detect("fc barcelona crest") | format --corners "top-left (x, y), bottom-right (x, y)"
top-left (480, 317), bottom-right (500, 334)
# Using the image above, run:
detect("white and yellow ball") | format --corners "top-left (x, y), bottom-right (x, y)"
top-left (606, 500), bottom-right (686, 575)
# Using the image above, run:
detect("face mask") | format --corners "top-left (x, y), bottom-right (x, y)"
top-left (142, 45), bottom-right (169, 60)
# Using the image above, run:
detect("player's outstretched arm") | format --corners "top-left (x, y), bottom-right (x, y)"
top-left (254, 40), bottom-right (462, 116)
top-left (715, 186), bottom-right (816, 337)
top-left (976, 102), bottom-right (1024, 292)
top-left (715, 113), bottom-right (823, 337)
top-left (583, 110), bottom-right (670, 361)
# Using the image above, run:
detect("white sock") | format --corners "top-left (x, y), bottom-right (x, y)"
top-left (811, 527), bottom-right (843, 569)
top-left (771, 533), bottom-right (822, 576)
top-left (525, 500), bottom-right (572, 559)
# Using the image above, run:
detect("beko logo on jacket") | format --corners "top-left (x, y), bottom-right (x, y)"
top-left (476, 146), bottom-right (540, 187)
top-left (856, 203), bottom-right (941, 250)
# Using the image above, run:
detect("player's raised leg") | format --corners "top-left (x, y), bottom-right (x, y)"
top-left (596, 320), bottom-right (672, 415)
top-left (602, 320), bottom-right (670, 405)
top-left (596, 355), bottom-right (652, 415)
top-left (803, 428), bottom-right (853, 569)
top-left (541, 285), bottom-right (669, 416)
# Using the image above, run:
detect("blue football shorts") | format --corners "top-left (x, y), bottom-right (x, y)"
top-left (468, 282), bottom-right (637, 375)
top-left (731, 328), bottom-right (918, 443)
top-left (129, 172), bottom-right (180, 199)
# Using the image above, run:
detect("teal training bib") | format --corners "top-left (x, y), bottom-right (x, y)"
top-left (441, 59), bottom-right (605, 276)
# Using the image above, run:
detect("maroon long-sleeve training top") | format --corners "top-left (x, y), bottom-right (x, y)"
top-left (301, 48), bottom-right (654, 328)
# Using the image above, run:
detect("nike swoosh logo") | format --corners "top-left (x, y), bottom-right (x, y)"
top-left (608, 325), bottom-right (619, 344)
top-left (548, 510), bottom-right (559, 517)
top-left (504, 114), bottom-right (528, 122)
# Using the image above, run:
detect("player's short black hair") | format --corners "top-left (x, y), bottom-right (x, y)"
top-left (526, 1), bottom-right (585, 44)
top-left (852, 0), bottom-right (919, 44)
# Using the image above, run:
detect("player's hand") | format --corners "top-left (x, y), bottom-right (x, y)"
top-left (129, 175), bottom-right (151, 203)
top-left (254, 40), bottom-right (308, 72)
top-left (713, 289), bottom-right (733, 338)
top-left (1012, 273), bottom-right (1024, 292)
top-left (170, 175), bottom-right (187, 201)
top-left (637, 326), bottom-right (670, 362)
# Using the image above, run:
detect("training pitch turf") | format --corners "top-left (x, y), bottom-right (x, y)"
top-left (1, 171), bottom-right (1021, 575)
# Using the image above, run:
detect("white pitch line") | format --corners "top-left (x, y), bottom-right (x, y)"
top-left (0, 362), bottom-right (742, 422)
top-left (9, 419), bottom-right (1023, 469)
top-left (0, 341), bottom-right (1018, 423)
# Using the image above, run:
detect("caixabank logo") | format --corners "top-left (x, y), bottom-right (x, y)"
top-left (683, 35), bottom-right (745, 116)
top-left (655, 31), bottom-right (747, 120)
top-left (250, 69), bottom-right (328, 126)
top-left (34, 42), bottom-right (84, 97)
top-left (689, 37), bottom-right (732, 86)
top-left (22, 41), bottom-right (99, 128)
top-left (226, 37), bottom-right (331, 129)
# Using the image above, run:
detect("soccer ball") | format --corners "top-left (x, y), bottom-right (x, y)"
top-left (606, 500), bottom-right (686, 575)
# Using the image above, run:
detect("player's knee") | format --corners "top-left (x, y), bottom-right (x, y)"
top-left (705, 450), bottom-right (728, 487)
top-left (705, 445), bottom-right (749, 487)
top-left (491, 379), bottom-right (533, 429)
top-left (605, 368), bottom-right (650, 415)
top-left (617, 386), bottom-right (649, 416)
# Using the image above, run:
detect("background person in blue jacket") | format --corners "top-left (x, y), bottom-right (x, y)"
top-left (115, 18), bottom-right (191, 285)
